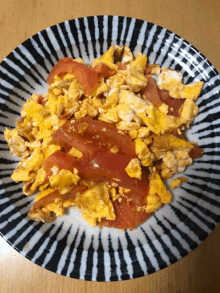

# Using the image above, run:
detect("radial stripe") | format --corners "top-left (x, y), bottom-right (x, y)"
top-left (150, 226), bottom-right (178, 264)
top-left (50, 25), bottom-right (69, 58)
top-left (107, 234), bottom-right (118, 281)
top-left (31, 33), bottom-right (56, 67)
top-left (64, 21), bottom-right (81, 59)
top-left (84, 235), bottom-right (95, 281)
top-left (180, 196), bottom-right (220, 223)
top-left (44, 225), bottom-right (72, 273)
top-left (83, 17), bottom-right (95, 61)
top-left (31, 225), bottom-right (61, 264)
top-left (177, 201), bottom-right (216, 230)
top-left (170, 204), bottom-right (209, 241)
top-left (74, 18), bottom-right (89, 64)
top-left (95, 231), bottom-right (105, 281)
top-left (141, 227), bottom-right (167, 270)
top-left (40, 223), bottom-right (65, 268)
top-left (60, 228), bottom-right (80, 276)
top-left (117, 237), bottom-right (130, 280)
top-left (69, 231), bottom-right (86, 278)
top-left (163, 216), bottom-right (199, 250)
top-left (154, 215), bottom-right (188, 258)
top-left (86, 16), bottom-right (98, 58)
top-left (124, 230), bottom-right (144, 278)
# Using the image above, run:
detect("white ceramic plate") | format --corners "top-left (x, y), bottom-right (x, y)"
top-left (0, 15), bottom-right (220, 281)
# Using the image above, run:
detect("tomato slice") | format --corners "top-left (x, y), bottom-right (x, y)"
top-left (158, 88), bottom-right (184, 117)
top-left (52, 118), bottom-right (136, 158)
top-left (52, 121), bottom-right (109, 157)
top-left (144, 64), bottom-right (152, 75)
top-left (42, 150), bottom-right (78, 177)
top-left (37, 95), bottom-right (47, 106)
top-left (47, 58), bottom-right (75, 84)
top-left (33, 184), bottom-right (87, 210)
top-left (78, 152), bottom-right (149, 196)
top-left (93, 63), bottom-right (116, 78)
top-left (75, 117), bottom-right (136, 158)
top-left (101, 193), bottom-right (151, 230)
top-left (47, 58), bottom-right (100, 95)
top-left (189, 144), bottom-right (203, 159)
top-left (140, 76), bottom-right (162, 107)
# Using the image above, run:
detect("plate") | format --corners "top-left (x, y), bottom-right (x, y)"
top-left (0, 15), bottom-right (220, 281)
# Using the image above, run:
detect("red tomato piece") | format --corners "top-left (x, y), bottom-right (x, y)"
top-left (52, 122), bottom-right (108, 157)
top-left (75, 117), bottom-right (136, 158)
top-left (140, 76), bottom-right (162, 107)
top-left (158, 88), bottom-right (184, 117)
top-left (47, 58), bottom-right (100, 95)
top-left (189, 144), bottom-right (203, 159)
top-left (52, 117), bottom-right (136, 158)
top-left (37, 95), bottom-right (47, 106)
top-left (170, 128), bottom-right (182, 138)
top-left (144, 64), bottom-right (153, 75)
top-left (101, 193), bottom-right (152, 230)
top-left (42, 150), bottom-right (78, 177)
top-left (93, 63), bottom-right (116, 78)
top-left (116, 62), bottom-right (127, 70)
top-left (78, 152), bottom-right (149, 196)
top-left (47, 58), bottom-right (75, 84)
top-left (33, 184), bottom-right (87, 210)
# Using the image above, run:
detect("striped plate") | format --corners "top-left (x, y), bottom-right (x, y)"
top-left (0, 15), bottom-right (220, 281)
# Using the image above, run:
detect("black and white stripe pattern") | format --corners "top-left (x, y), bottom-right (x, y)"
top-left (0, 16), bottom-right (220, 281)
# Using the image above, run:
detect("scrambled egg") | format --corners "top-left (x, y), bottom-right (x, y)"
top-left (157, 68), bottom-right (204, 101)
top-left (142, 104), bottom-right (183, 134)
top-left (170, 177), bottom-right (188, 189)
top-left (145, 172), bottom-right (172, 213)
top-left (68, 147), bottom-right (83, 158)
top-left (74, 183), bottom-right (116, 226)
top-left (92, 45), bottom-right (118, 71)
top-left (49, 169), bottom-right (80, 194)
top-left (119, 90), bottom-right (150, 114)
top-left (4, 45), bottom-right (203, 227)
top-left (125, 158), bottom-right (142, 180)
top-left (134, 138), bottom-right (154, 166)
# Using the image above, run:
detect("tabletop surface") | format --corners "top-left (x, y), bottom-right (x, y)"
top-left (0, 0), bottom-right (220, 292)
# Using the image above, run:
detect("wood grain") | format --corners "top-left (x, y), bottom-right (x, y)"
top-left (0, 0), bottom-right (220, 292)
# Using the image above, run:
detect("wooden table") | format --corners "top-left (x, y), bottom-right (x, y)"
top-left (1, 0), bottom-right (220, 292)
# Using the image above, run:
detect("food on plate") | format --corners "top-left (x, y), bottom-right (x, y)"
top-left (4, 45), bottom-right (204, 230)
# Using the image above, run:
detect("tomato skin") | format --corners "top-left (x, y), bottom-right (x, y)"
top-left (37, 95), bottom-right (47, 106)
top-left (52, 125), bottom-right (102, 157)
top-left (101, 193), bottom-right (152, 230)
top-left (42, 150), bottom-right (78, 177)
top-left (158, 88), bottom-right (184, 117)
top-left (141, 76), bottom-right (162, 107)
top-left (47, 58), bottom-right (100, 95)
top-left (144, 64), bottom-right (152, 75)
top-left (78, 152), bottom-right (149, 196)
top-left (52, 117), bottom-right (136, 158)
top-left (75, 117), bottom-right (136, 158)
top-left (33, 184), bottom-right (87, 210)
top-left (189, 144), bottom-right (203, 159)
top-left (47, 58), bottom-right (76, 84)
top-left (93, 63), bottom-right (116, 78)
